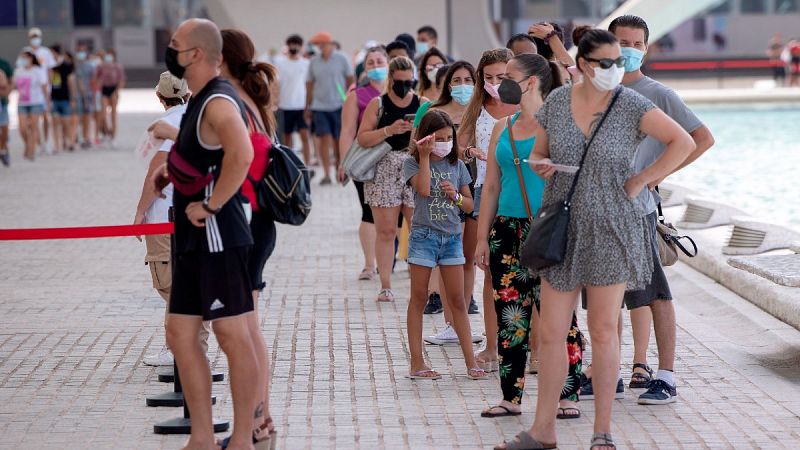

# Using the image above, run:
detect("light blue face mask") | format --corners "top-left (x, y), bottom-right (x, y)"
top-left (366, 66), bottom-right (388, 81)
top-left (416, 41), bottom-right (429, 55)
top-left (16, 57), bottom-right (27, 68)
top-left (450, 84), bottom-right (474, 106)
top-left (621, 47), bottom-right (646, 73)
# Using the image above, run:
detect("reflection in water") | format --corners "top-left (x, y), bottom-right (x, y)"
top-left (669, 103), bottom-right (800, 229)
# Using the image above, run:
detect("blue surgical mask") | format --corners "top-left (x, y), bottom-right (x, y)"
top-left (16, 57), bottom-right (27, 68)
top-left (450, 84), bottom-right (474, 106)
top-left (366, 67), bottom-right (388, 81)
top-left (416, 41), bottom-right (429, 55)
top-left (104, 54), bottom-right (114, 63)
top-left (30, 37), bottom-right (42, 47)
top-left (76, 51), bottom-right (87, 61)
top-left (621, 47), bottom-right (646, 73)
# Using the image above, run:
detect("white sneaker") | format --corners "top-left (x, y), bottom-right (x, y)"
top-left (424, 325), bottom-right (484, 345)
top-left (143, 347), bottom-right (173, 366)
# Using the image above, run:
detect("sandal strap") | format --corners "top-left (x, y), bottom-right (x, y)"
top-left (590, 432), bottom-right (616, 448)
top-left (632, 363), bottom-right (653, 374)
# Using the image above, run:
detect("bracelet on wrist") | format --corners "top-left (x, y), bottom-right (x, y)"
top-left (454, 193), bottom-right (464, 207)
top-left (544, 30), bottom-right (558, 41)
top-left (203, 198), bottom-right (222, 215)
top-left (383, 127), bottom-right (390, 137)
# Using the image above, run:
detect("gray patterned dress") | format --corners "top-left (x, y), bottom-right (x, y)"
top-left (533, 85), bottom-right (656, 291)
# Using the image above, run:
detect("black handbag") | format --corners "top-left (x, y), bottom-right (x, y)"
top-left (520, 88), bottom-right (622, 270)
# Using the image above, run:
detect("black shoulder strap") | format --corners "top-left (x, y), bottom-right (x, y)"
top-left (564, 87), bottom-right (622, 204)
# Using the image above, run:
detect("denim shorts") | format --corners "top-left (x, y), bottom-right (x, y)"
top-left (76, 96), bottom-right (93, 115)
top-left (51, 100), bottom-right (72, 116)
top-left (0, 103), bottom-right (8, 126)
top-left (18, 104), bottom-right (45, 115)
top-left (407, 228), bottom-right (465, 268)
top-left (311, 109), bottom-right (342, 138)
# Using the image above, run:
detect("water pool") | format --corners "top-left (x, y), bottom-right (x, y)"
top-left (668, 103), bottom-right (800, 230)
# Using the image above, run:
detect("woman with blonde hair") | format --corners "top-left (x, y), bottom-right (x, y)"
top-left (357, 56), bottom-right (427, 302)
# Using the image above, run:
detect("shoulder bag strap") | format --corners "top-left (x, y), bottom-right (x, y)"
top-left (507, 115), bottom-right (533, 221)
top-left (564, 87), bottom-right (622, 204)
top-left (655, 185), bottom-right (666, 225)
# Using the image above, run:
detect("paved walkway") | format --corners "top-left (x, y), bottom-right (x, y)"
top-left (0, 111), bottom-right (799, 450)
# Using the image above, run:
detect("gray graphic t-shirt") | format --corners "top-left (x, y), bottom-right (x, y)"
top-left (403, 156), bottom-right (472, 235)
top-left (627, 76), bottom-right (703, 215)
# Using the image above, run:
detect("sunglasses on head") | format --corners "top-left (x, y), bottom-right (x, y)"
top-left (585, 56), bottom-right (625, 69)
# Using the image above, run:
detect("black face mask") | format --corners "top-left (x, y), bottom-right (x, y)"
top-left (165, 47), bottom-right (193, 79)
top-left (288, 47), bottom-right (299, 56)
top-left (497, 78), bottom-right (528, 105)
top-left (392, 80), bottom-right (414, 98)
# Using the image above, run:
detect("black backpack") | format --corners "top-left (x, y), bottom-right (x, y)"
top-left (249, 141), bottom-right (312, 225)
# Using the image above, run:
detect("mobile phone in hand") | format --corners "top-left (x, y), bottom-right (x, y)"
top-left (404, 114), bottom-right (416, 122)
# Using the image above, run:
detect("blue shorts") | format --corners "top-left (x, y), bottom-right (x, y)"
top-left (76, 96), bottom-right (93, 115)
top-left (311, 109), bottom-right (342, 138)
top-left (51, 100), bottom-right (72, 116)
top-left (0, 103), bottom-right (8, 126)
top-left (18, 104), bottom-right (45, 115)
top-left (407, 228), bottom-right (465, 268)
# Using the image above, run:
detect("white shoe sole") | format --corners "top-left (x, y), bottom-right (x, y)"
top-left (637, 395), bottom-right (677, 405)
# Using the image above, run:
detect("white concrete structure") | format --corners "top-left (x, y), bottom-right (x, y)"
top-left (206, 0), bottom-right (502, 64)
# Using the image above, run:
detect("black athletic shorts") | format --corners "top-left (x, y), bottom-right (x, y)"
top-left (281, 109), bottom-right (308, 134)
top-left (170, 246), bottom-right (254, 321)
top-left (101, 85), bottom-right (117, 98)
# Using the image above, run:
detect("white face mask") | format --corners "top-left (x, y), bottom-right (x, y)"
top-left (589, 65), bottom-right (624, 92)
top-left (431, 141), bottom-right (452, 158)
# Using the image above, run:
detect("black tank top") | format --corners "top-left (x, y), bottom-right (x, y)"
top-left (378, 94), bottom-right (420, 151)
top-left (173, 77), bottom-right (253, 254)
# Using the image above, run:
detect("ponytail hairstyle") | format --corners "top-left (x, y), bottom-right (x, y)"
top-left (21, 50), bottom-right (40, 67)
top-left (221, 28), bottom-right (277, 137)
top-left (458, 48), bottom-right (512, 147)
top-left (410, 109), bottom-right (458, 165)
top-left (386, 55), bottom-right (415, 94)
top-left (512, 53), bottom-right (563, 99)
top-left (571, 25), bottom-right (593, 49)
top-left (575, 29), bottom-right (618, 73)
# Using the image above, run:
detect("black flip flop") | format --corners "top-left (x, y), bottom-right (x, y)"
top-left (557, 407), bottom-right (581, 419)
top-left (481, 405), bottom-right (522, 418)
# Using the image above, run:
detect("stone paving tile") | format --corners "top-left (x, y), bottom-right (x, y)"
top-left (0, 112), bottom-right (799, 449)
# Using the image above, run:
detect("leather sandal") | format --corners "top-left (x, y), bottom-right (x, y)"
top-left (629, 363), bottom-right (653, 389)
top-left (590, 432), bottom-right (616, 449)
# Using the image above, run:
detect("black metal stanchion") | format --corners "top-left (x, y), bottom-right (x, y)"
top-left (153, 361), bottom-right (230, 434)
top-left (150, 207), bottom-right (230, 434)
top-left (158, 366), bottom-right (225, 383)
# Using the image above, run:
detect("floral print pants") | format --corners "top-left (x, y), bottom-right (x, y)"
top-left (489, 216), bottom-right (584, 404)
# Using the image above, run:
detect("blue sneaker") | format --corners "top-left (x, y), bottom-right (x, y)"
top-left (423, 293), bottom-right (443, 314)
top-left (579, 374), bottom-right (624, 400)
top-left (637, 379), bottom-right (677, 405)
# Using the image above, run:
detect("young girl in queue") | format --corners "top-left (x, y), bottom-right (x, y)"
top-left (402, 109), bottom-right (487, 381)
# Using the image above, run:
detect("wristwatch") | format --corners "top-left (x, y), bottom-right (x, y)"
top-left (202, 198), bottom-right (222, 215)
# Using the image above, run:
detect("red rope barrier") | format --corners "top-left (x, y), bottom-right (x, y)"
top-left (0, 223), bottom-right (174, 241)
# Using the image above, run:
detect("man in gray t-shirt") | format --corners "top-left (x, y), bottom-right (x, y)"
top-left (304, 31), bottom-right (355, 185)
top-left (609, 15), bottom-right (715, 406)
top-left (629, 76), bottom-right (703, 215)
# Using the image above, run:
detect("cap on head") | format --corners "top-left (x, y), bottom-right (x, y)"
top-left (156, 71), bottom-right (189, 99)
top-left (309, 31), bottom-right (334, 45)
top-left (28, 27), bottom-right (42, 38)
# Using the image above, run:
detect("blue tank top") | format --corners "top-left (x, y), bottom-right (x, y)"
top-left (496, 113), bottom-right (544, 219)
